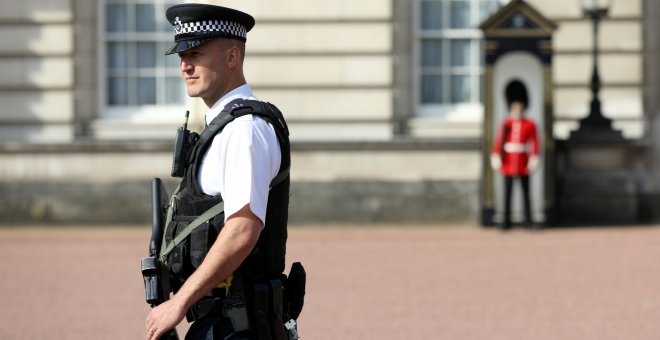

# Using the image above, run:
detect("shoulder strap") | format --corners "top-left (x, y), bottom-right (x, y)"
top-left (194, 98), bottom-right (289, 166)
top-left (197, 98), bottom-right (290, 186)
top-left (201, 99), bottom-right (288, 140)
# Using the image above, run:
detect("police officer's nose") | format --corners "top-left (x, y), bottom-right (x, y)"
top-left (180, 59), bottom-right (193, 74)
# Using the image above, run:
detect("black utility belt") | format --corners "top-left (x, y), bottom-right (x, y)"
top-left (186, 279), bottom-right (288, 340)
top-left (186, 287), bottom-right (227, 322)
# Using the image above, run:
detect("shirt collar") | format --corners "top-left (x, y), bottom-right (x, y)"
top-left (205, 84), bottom-right (256, 124)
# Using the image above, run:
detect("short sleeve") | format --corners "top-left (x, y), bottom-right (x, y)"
top-left (199, 115), bottom-right (281, 225)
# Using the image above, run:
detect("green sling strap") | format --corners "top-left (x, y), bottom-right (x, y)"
top-left (159, 201), bottom-right (225, 262)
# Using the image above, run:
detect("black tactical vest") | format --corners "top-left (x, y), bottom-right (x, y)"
top-left (163, 99), bottom-right (291, 289)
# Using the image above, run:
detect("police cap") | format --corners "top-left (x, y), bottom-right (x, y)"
top-left (165, 3), bottom-right (255, 55)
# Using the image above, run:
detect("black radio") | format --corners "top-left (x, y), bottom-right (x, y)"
top-left (171, 111), bottom-right (195, 178)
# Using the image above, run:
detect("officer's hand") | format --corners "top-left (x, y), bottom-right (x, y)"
top-left (527, 155), bottom-right (539, 173)
top-left (146, 298), bottom-right (186, 340)
top-left (490, 154), bottom-right (501, 171)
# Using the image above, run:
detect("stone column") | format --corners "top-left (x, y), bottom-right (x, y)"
top-left (391, 0), bottom-right (414, 136)
top-left (642, 0), bottom-right (660, 220)
top-left (72, 0), bottom-right (98, 139)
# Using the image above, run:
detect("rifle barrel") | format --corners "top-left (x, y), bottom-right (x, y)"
top-left (150, 178), bottom-right (165, 257)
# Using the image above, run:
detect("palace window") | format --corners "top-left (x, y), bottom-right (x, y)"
top-left (102, 0), bottom-right (184, 119)
top-left (417, 0), bottom-right (501, 118)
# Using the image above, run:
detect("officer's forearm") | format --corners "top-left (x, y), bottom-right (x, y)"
top-left (170, 206), bottom-right (262, 311)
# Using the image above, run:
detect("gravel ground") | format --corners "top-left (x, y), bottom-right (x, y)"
top-left (0, 224), bottom-right (659, 340)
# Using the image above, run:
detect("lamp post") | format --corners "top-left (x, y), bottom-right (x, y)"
top-left (578, 0), bottom-right (612, 130)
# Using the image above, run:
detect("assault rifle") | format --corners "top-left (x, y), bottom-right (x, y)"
top-left (141, 177), bottom-right (179, 340)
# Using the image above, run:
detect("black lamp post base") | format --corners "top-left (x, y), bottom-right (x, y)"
top-left (568, 126), bottom-right (624, 143)
top-left (568, 98), bottom-right (625, 142)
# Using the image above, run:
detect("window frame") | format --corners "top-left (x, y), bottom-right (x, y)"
top-left (98, 0), bottom-right (188, 123)
top-left (414, 0), bottom-right (500, 121)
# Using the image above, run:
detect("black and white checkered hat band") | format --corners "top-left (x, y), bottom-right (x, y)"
top-left (175, 19), bottom-right (247, 40)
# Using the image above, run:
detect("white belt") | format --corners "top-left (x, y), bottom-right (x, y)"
top-left (503, 142), bottom-right (527, 153)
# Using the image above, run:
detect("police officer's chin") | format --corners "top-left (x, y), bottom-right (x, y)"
top-left (184, 81), bottom-right (204, 97)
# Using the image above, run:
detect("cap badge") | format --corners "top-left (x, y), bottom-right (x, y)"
top-left (174, 17), bottom-right (182, 35)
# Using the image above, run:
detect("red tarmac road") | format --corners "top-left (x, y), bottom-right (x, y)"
top-left (0, 225), bottom-right (659, 340)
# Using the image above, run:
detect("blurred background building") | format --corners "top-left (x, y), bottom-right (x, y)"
top-left (0, 0), bottom-right (655, 225)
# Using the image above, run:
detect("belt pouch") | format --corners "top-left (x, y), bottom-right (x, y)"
top-left (168, 220), bottom-right (185, 274)
top-left (254, 283), bottom-right (273, 340)
top-left (268, 280), bottom-right (286, 340)
top-left (190, 221), bottom-right (211, 268)
top-left (225, 274), bottom-right (250, 332)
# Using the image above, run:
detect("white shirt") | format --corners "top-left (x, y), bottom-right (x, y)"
top-left (198, 84), bottom-right (282, 225)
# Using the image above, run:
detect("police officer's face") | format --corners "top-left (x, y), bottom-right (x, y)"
top-left (177, 39), bottom-right (238, 105)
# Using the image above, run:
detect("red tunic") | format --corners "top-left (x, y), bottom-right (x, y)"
top-left (491, 117), bottom-right (539, 177)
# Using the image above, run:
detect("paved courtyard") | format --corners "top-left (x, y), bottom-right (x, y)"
top-left (0, 224), bottom-right (659, 339)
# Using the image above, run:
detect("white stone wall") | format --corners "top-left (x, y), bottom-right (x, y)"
top-left (0, 0), bottom-right (645, 142)
top-left (0, 0), bottom-right (74, 142)
top-left (0, 0), bottom-right (649, 223)
top-left (214, 0), bottom-right (394, 142)
top-left (0, 0), bottom-right (647, 181)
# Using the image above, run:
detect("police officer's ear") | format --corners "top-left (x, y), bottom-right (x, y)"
top-left (222, 40), bottom-right (243, 69)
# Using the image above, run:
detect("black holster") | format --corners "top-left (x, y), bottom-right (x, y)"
top-left (253, 262), bottom-right (306, 340)
top-left (253, 280), bottom-right (286, 340)
top-left (284, 262), bottom-right (306, 321)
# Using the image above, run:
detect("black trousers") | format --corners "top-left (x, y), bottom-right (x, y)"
top-left (503, 175), bottom-right (532, 227)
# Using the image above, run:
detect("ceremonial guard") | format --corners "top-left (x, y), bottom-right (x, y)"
top-left (490, 80), bottom-right (540, 230)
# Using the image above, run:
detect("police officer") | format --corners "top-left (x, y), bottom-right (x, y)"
top-left (145, 3), bottom-right (297, 339)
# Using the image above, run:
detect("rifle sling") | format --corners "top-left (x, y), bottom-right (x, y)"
top-left (160, 201), bottom-right (224, 262)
